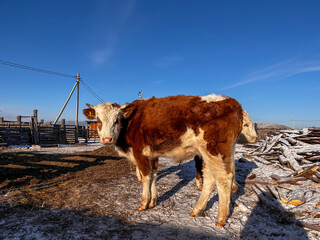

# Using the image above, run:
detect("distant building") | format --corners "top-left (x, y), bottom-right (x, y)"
top-left (86, 121), bottom-right (99, 138)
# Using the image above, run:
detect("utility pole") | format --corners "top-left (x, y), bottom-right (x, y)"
top-left (292, 120), bottom-right (294, 129)
top-left (53, 73), bottom-right (80, 126)
top-left (75, 73), bottom-right (80, 142)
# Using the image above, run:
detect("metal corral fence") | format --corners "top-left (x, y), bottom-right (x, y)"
top-left (0, 110), bottom-right (89, 146)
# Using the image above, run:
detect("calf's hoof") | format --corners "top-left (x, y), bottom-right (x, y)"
top-left (148, 203), bottom-right (156, 209)
top-left (189, 212), bottom-right (197, 217)
top-left (189, 210), bottom-right (204, 217)
top-left (148, 198), bottom-right (157, 209)
top-left (215, 221), bottom-right (226, 227)
top-left (137, 205), bottom-right (148, 211)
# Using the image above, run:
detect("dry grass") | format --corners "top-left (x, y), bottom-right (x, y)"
top-left (0, 145), bottom-right (137, 218)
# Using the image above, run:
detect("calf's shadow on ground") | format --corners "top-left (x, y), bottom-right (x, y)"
top-left (241, 194), bottom-right (309, 239)
top-left (155, 158), bottom-right (309, 239)
top-left (156, 157), bottom-right (257, 208)
top-left (156, 160), bottom-right (197, 204)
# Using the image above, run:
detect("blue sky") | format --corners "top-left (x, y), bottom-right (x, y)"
top-left (0, 0), bottom-right (320, 128)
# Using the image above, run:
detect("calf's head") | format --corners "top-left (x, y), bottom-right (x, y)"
top-left (241, 110), bottom-right (259, 143)
top-left (83, 102), bottom-right (123, 144)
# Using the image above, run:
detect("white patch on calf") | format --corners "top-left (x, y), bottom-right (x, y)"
top-left (201, 93), bottom-right (228, 103)
top-left (142, 128), bottom-right (205, 162)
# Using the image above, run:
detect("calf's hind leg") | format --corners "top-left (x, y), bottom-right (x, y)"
top-left (149, 158), bottom-right (159, 209)
top-left (207, 154), bottom-right (233, 227)
top-left (192, 153), bottom-right (233, 227)
top-left (190, 162), bottom-right (216, 217)
top-left (194, 155), bottom-right (204, 191)
top-left (215, 167), bottom-right (233, 227)
top-left (194, 155), bottom-right (237, 194)
top-left (230, 155), bottom-right (238, 194)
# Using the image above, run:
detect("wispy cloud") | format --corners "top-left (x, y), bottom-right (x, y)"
top-left (153, 80), bottom-right (165, 84)
top-left (90, 0), bottom-right (135, 66)
top-left (91, 48), bottom-right (114, 65)
top-left (221, 59), bottom-right (320, 90)
top-left (155, 55), bottom-right (182, 68)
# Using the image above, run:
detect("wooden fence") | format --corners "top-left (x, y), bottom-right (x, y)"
top-left (0, 111), bottom-right (88, 146)
top-left (0, 122), bottom-right (87, 146)
top-left (37, 125), bottom-right (79, 145)
top-left (0, 123), bottom-right (31, 145)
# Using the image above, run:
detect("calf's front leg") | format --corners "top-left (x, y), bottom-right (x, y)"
top-left (136, 156), bottom-right (156, 211)
top-left (138, 173), bottom-right (152, 211)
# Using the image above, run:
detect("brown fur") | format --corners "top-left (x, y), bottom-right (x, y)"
top-left (117, 95), bottom-right (242, 175)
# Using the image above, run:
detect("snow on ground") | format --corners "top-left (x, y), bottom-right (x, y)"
top-left (1, 143), bottom-right (319, 239)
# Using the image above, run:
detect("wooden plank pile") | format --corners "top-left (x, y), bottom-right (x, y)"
top-left (240, 127), bottom-right (320, 232)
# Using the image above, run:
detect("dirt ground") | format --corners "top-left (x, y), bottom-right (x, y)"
top-left (0, 145), bottom-right (318, 239)
top-left (0, 146), bottom-right (134, 216)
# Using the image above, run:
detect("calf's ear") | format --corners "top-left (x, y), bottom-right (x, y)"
top-left (83, 108), bottom-right (96, 120)
top-left (86, 103), bottom-right (95, 108)
top-left (112, 103), bottom-right (121, 108)
top-left (122, 105), bottom-right (136, 120)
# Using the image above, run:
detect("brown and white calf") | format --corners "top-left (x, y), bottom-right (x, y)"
top-left (194, 109), bottom-right (258, 191)
top-left (83, 94), bottom-right (244, 226)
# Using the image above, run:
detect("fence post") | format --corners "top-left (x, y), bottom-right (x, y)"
top-left (33, 110), bottom-right (39, 145)
top-left (60, 119), bottom-right (66, 144)
top-left (85, 121), bottom-right (88, 143)
top-left (33, 110), bottom-right (38, 124)
top-left (17, 116), bottom-right (21, 127)
top-left (29, 116), bottom-right (34, 144)
top-left (75, 73), bottom-right (80, 143)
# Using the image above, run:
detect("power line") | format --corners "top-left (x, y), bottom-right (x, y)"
top-left (275, 120), bottom-right (292, 123)
top-left (0, 59), bottom-right (105, 103)
top-left (254, 119), bottom-right (320, 123)
top-left (80, 79), bottom-right (105, 103)
top-left (294, 119), bottom-right (320, 122)
top-left (0, 59), bottom-right (76, 79)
